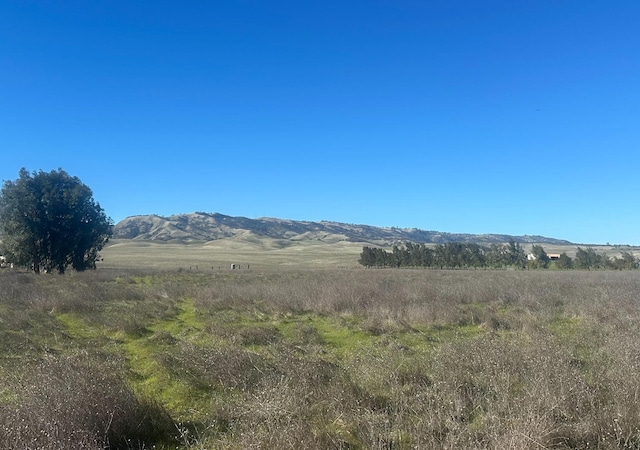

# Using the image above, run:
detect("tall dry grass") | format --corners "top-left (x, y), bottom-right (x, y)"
top-left (180, 269), bottom-right (640, 448)
top-left (1, 268), bottom-right (640, 448)
top-left (0, 355), bottom-right (175, 449)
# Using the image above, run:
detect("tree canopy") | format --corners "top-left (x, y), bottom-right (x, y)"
top-left (359, 242), bottom-right (638, 271)
top-left (0, 168), bottom-right (113, 273)
top-left (359, 240), bottom-right (528, 269)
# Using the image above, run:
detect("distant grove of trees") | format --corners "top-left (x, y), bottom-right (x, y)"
top-left (359, 241), bottom-right (639, 270)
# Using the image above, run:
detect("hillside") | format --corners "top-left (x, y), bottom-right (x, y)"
top-left (112, 212), bottom-right (572, 246)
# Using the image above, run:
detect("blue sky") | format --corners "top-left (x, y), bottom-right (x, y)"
top-left (1, 1), bottom-right (639, 244)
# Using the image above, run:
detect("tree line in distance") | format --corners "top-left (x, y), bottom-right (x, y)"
top-left (359, 241), bottom-right (639, 270)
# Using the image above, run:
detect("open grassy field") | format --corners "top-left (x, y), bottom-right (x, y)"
top-left (100, 238), bottom-right (366, 271)
top-left (100, 238), bottom-right (640, 271)
top-left (2, 241), bottom-right (640, 449)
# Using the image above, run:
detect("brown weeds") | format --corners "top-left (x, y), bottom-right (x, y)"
top-left (2, 268), bottom-right (640, 448)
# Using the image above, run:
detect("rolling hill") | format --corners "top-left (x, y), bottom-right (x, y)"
top-left (112, 212), bottom-right (572, 246)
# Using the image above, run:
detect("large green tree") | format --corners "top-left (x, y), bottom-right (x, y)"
top-left (0, 168), bottom-right (113, 273)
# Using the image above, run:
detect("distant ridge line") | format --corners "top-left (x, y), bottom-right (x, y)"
top-left (112, 212), bottom-right (573, 246)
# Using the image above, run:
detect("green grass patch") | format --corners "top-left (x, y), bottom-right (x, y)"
top-left (55, 298), bottom-right (214, 422)
top-left (311, 315), bottom-right (372, 357)
top-left (402, 323), bottom-right (485, 350)
top-left (547, 315), bottom-right (583, 338)
top-left (123, 334), bottom-right (211, 420)
top-left (273, 313), bottom-right (372, 358)
top-left (55, 312), bottom-right (104, 340)
top-left (150, 298), bottom-right (204, 338)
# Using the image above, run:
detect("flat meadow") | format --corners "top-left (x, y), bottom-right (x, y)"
top-left (1, 240), bottom-right (640, 449)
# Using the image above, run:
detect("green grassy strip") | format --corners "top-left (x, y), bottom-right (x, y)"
top-left (55, 298), bottom-right (213, 422)
top-left (54, 294), bottom-right (491, 429)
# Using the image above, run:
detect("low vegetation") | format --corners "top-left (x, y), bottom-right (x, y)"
top-left (1, 267), bottom-right (640, 448)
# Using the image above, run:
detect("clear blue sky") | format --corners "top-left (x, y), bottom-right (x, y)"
top-left (1, 1), bottom-right (639, 245)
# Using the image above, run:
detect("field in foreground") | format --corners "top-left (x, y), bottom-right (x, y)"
top-left (1, 266), bottom-right (640, 449)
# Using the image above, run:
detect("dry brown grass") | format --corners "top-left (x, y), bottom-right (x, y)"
top-left (0, 355), bottom-right (175, 449)
top-left (2, 265), bottom-right (640, 448)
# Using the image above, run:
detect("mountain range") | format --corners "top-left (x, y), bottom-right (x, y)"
top-left (112, 212), bottom-right (572, 246)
